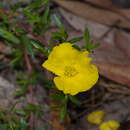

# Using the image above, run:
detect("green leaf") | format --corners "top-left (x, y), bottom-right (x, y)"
top-left (84, 28), bottom-right (91, 45)
top-left (15, 109), bottom-right (26, 116)
top-left (10, 49), bottom-right (23, 66)
top-left (30, 40), bottom-right (44, 50)
top-left (16, 79), bottom-right (29, 86)
top-left (69, 37), bottom-right (83, 43)
top-left (60, 105), bottom-right (67, 121)
top-left (24, 104), bottom-right (43, 117)
top-left (30, 40), bottom-right (49, 55)
top-left (53, 15), bottom-right (69, 41)
top-left (26, 0), bottom-right (50, 9)
top-left (0, 28), bottom-right (20, 44)
top-left (63, 31), bottom-right (68, 40)
top-left (69, 95), bottom-right (81, 105)
top-left (21, 36), bottom-right (35, 58)
top-left (59, 95), bottom-right (68, 120)
top-left (50, 35), bottom-right (62, 43)
top-left (72, 44), bottom-right (81, 51)
top-left (54, 15), bottom-right (64, 33)
top-left (83, 28), bottom-right (93, 52)
top-left (52, 32), bottom-right (64, 38)
top-left (15, 86), bottom-right (28, 97)
top-left (42, 8), bottom-right (50, 22)
top-left (51, 31), bottom-right (68, 42)
top-left (88, 42), bottom-right (101, 51)
top-left (27, 42), bottom-right (35, 59)
top-left (83, 28), bottom-right (100, 52)
top-left (23, 10), bottom-right (40, 23)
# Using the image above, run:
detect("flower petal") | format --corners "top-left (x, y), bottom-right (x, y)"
top-left (77, 64), bottom-right (99, 92)
top-left (54, 64), bottom-right (98, 95)
top-left (42, 43), bottom-right (81, 76)
top-left (87, 110), bottom-right (106, 125)
top-left (99, 120), bottom-right (120, 130)
top-left (54, 76), bottom-right (80, 95)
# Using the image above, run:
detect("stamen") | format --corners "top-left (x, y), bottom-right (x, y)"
top-left (64, 66), bottom-right (78, 77)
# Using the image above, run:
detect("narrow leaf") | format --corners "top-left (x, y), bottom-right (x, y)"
top-left (27, 42), bottom-right (35, 59)
top-left (72, 44), bottom-right (81, 51)
top-left (0, 28), bottom-right (20, 44)
top-left (84, 28), bottom-right (91, 45)
top-left (60, 105), bottom-right (67, 121)
top-left (54, 15), bottom-right (64, 33)
top-left (42, 8), bottom-right (50, 22)
top-left (69, 36), bottom-right (83, 43)
top-left (52, 32), bottom-right (64, 38)
top-left (30, 40), bottom-right (44, 50)
top-left (27, 0), bottom-right (49, 9)
top-left (60, 95), bottom-right (68, 120)
top-left (89, 42), bottom-right (101, 51)
top-left (21, 36), bottom-right (35, 58)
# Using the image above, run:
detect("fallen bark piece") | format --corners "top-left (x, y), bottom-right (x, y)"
top-left (53, 0), bottom-right (130, 28)
top-left (95, 62), bottom-right (130, 86)
top-left (85, 0), bottom-right (130, 19)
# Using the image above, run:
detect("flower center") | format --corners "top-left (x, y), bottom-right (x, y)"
top-left (64, 66), bottom-right (78, 77)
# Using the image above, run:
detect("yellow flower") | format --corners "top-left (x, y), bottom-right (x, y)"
top-left (42, 43), bottom-right (98, 95)
top-left (87, 110), bottom-right (106, 125)
top-left (99, 120), bottom-right (120, 130)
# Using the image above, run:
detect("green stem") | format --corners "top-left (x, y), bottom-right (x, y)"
top-left (65, 95), bottom-right (68, 102)
top-left (60, 95), bottom-right (68, 121)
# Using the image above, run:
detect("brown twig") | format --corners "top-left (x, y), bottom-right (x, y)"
top-left (24, 48), bottom-right (35, 130)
